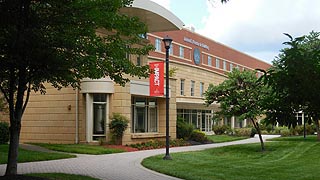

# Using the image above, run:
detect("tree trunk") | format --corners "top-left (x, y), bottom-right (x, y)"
top-left (316, 120), bottom-right (320, 141)
top-left (251, 119), bottom-right (265, 151)
top-left (5, 119), bottom-right (21, 175)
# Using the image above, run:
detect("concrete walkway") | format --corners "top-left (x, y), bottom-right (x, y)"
top-left (0, 135), bottom-right (279, 180)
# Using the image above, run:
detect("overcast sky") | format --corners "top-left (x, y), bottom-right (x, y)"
top-left (150, 0), bottom-right (320, 64)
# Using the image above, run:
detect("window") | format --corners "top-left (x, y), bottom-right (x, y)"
top-left (200, 82), bottom-right (204, 97)
top-left (208, 56), bottom-right (212, 66)
top-left (191, 80), bottom-right (195, 96)
top-left (169, 44), bottom-right (173, 55)
top-left (132, 97), bottom-right (158, 133)
top-left (223, 60), bottom-right (227, 70)
top-left (180, 79), bottom-right (185, 95)
top-left (216, 58), bottom-right (220, 68)
top-left (179, 46), bottom-right (184, 58)
top-left (155, 38), bottom-right (161, 51)
top-left (137, 56), bottom-right (141, 66)
top-left (125, 45), bottom-right (130, 60)
top-left (138, 33), bottom-right (147, 39)
top-left (230, 63), bottom-right (233, 71)
top-left (93, 94), bottom-right (107, 136)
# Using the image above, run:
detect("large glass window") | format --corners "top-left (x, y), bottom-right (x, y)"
top-left (177, 109), bottom-right (212, 129)
top-left (132, 97), bottom-right (158, 133)
top-left (223, 60), bottom-right (227, 70)
top-left (155, 38), bottom-right (161, 51)
top-left (93, 94), bottom-right (107, 136)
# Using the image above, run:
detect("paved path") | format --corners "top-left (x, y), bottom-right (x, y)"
top-left (0, 135), bottom-right (279, 180)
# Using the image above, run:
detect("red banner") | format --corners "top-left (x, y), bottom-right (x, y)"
top-left (149, 62), bottom-right (164, 96)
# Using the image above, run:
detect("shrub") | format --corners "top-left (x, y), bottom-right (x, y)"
top-left (305, 124), bottom-right (316, 135)
top-left (274, 126), bottom-right (288, 135)
top-left (190, 130), bottom-right (210, 143)
top-left (234, 128), bottom-right (252, 137)
top-left (290, 125), bottom-right (304, 135)
top-left (250, 127), bottom-right (257, 137)
top-left (266, 124), bottom-right (273, 133)
top-left (109, 113), bottom-right (129, 144)
top-left (129, 139), bottom-right (189, 150)
top-left (213, 125), bottom-right (229, 135)
top-left (0, 121), bottom-right (9, 144)
top-left (280, 129), bottom-right (291, 137)
top-left (176, 118), bottom-right (194, 140)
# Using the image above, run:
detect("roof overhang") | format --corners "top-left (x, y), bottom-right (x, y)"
top-left (120, 0), bottom-right (184, 32)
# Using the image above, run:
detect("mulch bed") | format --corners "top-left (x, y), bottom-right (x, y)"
top-left (104, 145), bottom-right (139, 152)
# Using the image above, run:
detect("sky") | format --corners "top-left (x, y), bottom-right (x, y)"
top-left (150, 0), bottom-right (320, 64)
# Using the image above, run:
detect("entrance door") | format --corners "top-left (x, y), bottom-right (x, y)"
top-left (203, 113), bottom-right (213, 132)
top-left (198, 112), bottom-right (213, 133)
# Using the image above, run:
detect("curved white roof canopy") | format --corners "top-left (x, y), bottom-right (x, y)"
top-left (120, 0), bottom-right (184, 32)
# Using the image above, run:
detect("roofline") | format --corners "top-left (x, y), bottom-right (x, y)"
top-left (131, 0), bottom-right (184, 30)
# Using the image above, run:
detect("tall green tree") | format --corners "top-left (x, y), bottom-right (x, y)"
top-left (0, 0), bottom-right (153, 175)
top-left (265, 32), bottom-right (320, 140)
top-left (205, 69), bottom-right (269, 151)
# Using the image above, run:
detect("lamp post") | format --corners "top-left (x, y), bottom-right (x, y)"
top-left (163, 35), bottom-right (172, 160)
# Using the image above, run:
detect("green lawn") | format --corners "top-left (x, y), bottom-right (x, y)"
top-left (142, 138), bottom-right (320, 180)
top-left (34, 143), bottom-right (124, 155)
top-left (270, 135), bottom-right (318, 142)
top-left (27, 173), bottom-right (99, 180)
top-left (206, 135), bottom-right (248, 143)
top-left (0, 145), bottom-right (75, 164)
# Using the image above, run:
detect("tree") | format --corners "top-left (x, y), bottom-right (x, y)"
top-left (205, 69), bottom-right (270, 151)
top-left (265, 32), bottom-right (320, 140)
top-left (0, 0), bottom-right (153, 175)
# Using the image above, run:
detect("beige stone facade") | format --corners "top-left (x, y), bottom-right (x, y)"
top-left (0, 1), bottom-right (271, 145)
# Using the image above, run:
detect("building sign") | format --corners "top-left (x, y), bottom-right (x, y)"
top-left (184, 37), bottom-right (209, 50)
top-left (149, 62), bottom-right (164, 96)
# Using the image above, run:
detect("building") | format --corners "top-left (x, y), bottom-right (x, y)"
top-left (2, 0), bottom-right (271, 145)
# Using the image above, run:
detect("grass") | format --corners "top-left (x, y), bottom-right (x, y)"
top-left (0, 145), bottom-right (75, 164)
top-left (270, 135), bottom-right (318, 142)
top-left (27, 173), bottom-right (99, 180)
top-left (142, 137), bottom-right (320, 180)
top-left (206, 135), bottom-right (248, 143)
top-left (33, 143), bottom-right (125, 155)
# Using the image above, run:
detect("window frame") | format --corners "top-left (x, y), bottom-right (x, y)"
top-left (191, 80), bottom-right (195, 96)
top-left (155, 38), bottom-right (161, 52)
top-left (179, 46), bottom-right (184, 58)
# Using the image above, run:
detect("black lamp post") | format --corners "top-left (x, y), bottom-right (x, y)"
top-left (163, 35), bottom-right (172, 160)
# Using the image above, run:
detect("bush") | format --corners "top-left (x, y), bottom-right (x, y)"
top-left (290, 125), bottom-right (316, 135)
top-left (290, 125), bottom-right (304, 135)
top-left (305, 124), bottom-right (316, 135)
top-left (190, 130), bottom-right (210, 143)
top-left (250, 127), bottom-right (257, 137)
top-left (234, 128), bottom-right (252, 137)
top-left (129, 139), bottom-right (189, 150)
top-left (0, 121), bottom-right (9, 144)
top-left (280, 128), bottom-right (291, 137)
top-left (176, 118), bottom-right (194, 140)
top-left (274, 126), bottom-right (288, 135)
top-left (213, 125), bottom-right (229, 135)
top-left (109, 113), bottom-right (129, 145)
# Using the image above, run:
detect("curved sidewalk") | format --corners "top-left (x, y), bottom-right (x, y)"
top-left (0, 135), bottom-right (279, 180)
